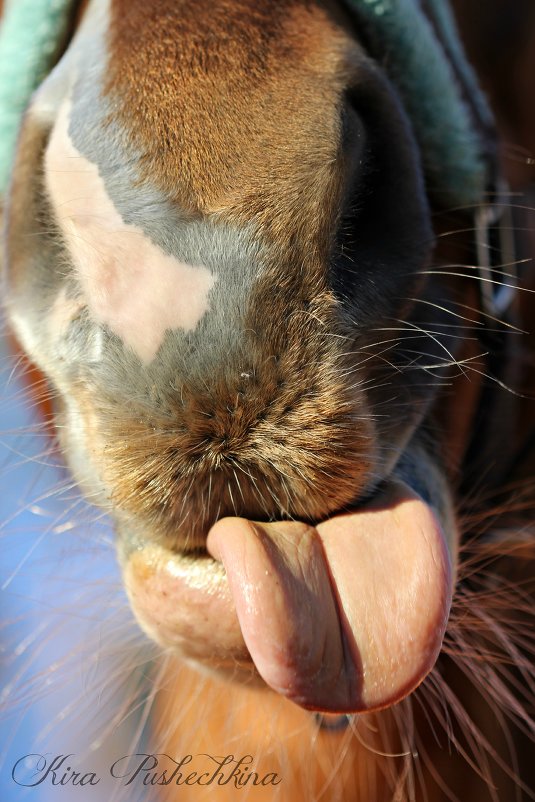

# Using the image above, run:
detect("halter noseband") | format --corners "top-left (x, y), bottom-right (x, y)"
top-left (342, 0), bottom-right (516, 320)
top-left (0, 0), bottom-right (517, 319)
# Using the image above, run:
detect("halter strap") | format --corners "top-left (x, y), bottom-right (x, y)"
top-left (1, 0), bottom-right (494, 207)
top-left (0, 0), bottom-right (516, 319)
top-left (341, 1), bottom-right (518, 319)
top-left (342, 0), bottom-right (494, 208)
top-left (475, 181), bottom-right (517, 320)
top-left (0, 0), bottom-right (75, 193)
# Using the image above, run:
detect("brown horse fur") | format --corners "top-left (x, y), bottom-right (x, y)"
top-left (5, 0), bottom-right (436, 550)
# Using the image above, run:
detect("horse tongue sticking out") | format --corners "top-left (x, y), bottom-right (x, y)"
top-left (124, 480), bottom-right (452, 712)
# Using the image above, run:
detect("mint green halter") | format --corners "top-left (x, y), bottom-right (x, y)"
top-left (344, 0), bottom-right (494, 207)
top-left (0, 0), bottom-right (493, 206)
top-left (0, 0), bottom-right (74, 193)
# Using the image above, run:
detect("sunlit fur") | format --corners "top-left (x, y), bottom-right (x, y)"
top-left (1, 0), bottom-right (534, 800)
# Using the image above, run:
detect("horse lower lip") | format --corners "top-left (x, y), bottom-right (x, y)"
top-left (120, 543), bottom-right (248, 663)
top-left (121, 480), bottom-right (452, 713)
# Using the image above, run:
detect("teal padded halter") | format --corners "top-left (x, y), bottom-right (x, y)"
top-left (0, 0), bottom-right (493, 206)
top-left (344, 0), bottom-right (494, 208)
top-left (0, 0), bottom-right (74, 193)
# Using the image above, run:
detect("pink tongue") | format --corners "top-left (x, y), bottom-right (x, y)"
top-left (207, 480), bottom-right (452, 712)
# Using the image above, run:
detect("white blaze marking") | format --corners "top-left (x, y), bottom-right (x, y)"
top-left (49, 287), bottom-right (85, 340)
top-left (45, 100), bottom-right (216, 363)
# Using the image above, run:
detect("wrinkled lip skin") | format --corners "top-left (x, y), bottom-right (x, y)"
top-left (118, 479), bottom-right (453, 714)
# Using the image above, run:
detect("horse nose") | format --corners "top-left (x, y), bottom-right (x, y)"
top-left (102, 350), bottom-right (376, 550)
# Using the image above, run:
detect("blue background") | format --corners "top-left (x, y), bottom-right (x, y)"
top-left (0, 333), bottom-right (155, 802)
